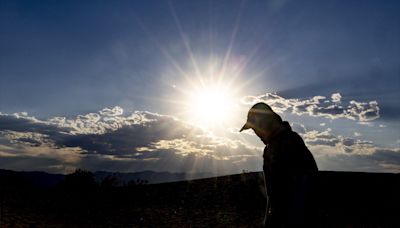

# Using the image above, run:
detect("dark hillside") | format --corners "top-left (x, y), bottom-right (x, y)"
top-left (317, 171), bottom-right (400, 227)
top-left (0, 170), bottom-right (399, 227)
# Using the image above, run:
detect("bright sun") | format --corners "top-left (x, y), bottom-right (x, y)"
top-left (169, 58), bottom-right (250, 129)
top-left (186, 84), bottom-right (237, 128)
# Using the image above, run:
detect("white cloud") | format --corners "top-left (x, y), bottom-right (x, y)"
top-left (301, 127), bottom-right (377, 155)
top-left (347, 100), bottom-right (379, 121)
top-left (357, 121), bottom-right (374, 127)
top-left (48, 107), bottom-right (149, 135)
top-left (299, 127), bottom-right (400, 172)
top-left (241, 92), bottom-right (379, 122)
top-left (331, 93), bottom-right (342, 103)
top-left (98, 106), bottom-right (124, 116)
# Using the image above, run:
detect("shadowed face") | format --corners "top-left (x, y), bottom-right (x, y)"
top-left (250, 116), bottom-right (272, 144)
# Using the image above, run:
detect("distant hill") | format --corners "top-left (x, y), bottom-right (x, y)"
top-left (0, 169), bottom-right (65, 188)
top-left (94, 170), bottom-right (215, 185)
top-left (0, 169), bottom-right (216, 188)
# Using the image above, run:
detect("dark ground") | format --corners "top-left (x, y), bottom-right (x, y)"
top-left (0, 170), bottom-right (399, 227)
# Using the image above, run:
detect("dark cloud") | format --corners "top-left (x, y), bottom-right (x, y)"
top-left (0, 112), bottom-right (68, 135)
top-left (0, 156), bottom-right (66, 173)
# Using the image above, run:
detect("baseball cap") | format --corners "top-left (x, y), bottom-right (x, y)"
top-left (239, 102), bottom-right (275, 132)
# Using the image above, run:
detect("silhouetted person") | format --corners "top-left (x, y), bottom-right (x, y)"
top-left (240, 102), bottom-right (318, 227)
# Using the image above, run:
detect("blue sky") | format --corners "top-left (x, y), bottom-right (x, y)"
top-left (0, 0), bottom-right (399, 174)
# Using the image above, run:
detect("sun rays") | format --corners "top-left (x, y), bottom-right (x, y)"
top-left (122, 0), bottom-right (269, 175)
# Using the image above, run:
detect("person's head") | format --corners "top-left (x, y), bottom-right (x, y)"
top-left (240, 102), bottom-right (282, 142)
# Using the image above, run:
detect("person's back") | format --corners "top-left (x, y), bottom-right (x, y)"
top-left (239, 102), bottom-right (318, 227)
top-left (263, 121), bottom-right (318, 227)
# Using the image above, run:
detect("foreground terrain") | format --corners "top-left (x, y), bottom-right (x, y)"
top-left (0, 170), bottom-right (399, 227)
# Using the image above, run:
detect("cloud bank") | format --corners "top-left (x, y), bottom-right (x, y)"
top-left (290, 122), bottom-right (400, 173)
top-left (0, 107), bottom-right (261, 174)
top-left (0, 104), bottom-right (398, 174)
top-left (241, 92), bottom-right (380, 122)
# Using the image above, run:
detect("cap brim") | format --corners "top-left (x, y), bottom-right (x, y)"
top-left (239, 123), bottom-right (251, 132)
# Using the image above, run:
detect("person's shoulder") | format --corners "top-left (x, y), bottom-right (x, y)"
top-left (290, 130), bottom-right (303, 140)
top-left (281, 129), bottom-right (305, 146)
top-left (282, 128), bottom-right (300, 139)
top-left (273, 122), bottom-right (303, 145)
